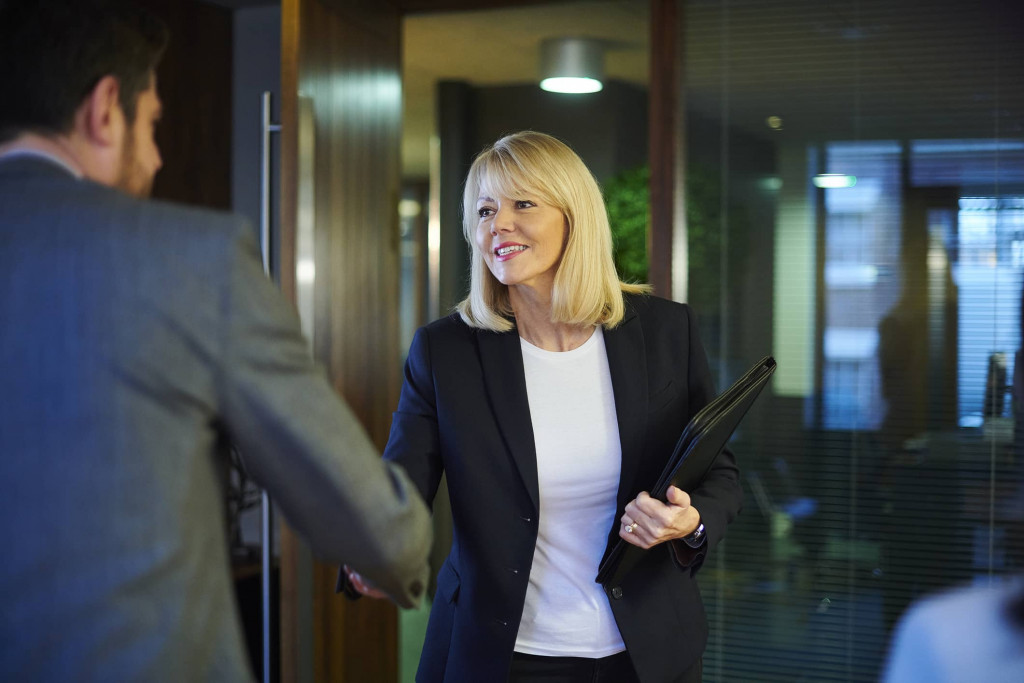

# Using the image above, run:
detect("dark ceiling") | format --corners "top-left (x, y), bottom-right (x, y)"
top-left (202, 0), bottom-right (1024, 175)
top-left (684, 0), bottom-right (1024, 144)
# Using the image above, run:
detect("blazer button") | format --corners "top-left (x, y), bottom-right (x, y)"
top-left (611, 587), bottom-right (623, 600)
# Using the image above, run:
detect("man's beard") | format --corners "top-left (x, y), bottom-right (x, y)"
top-left (116, 133), bottom-right (154, 198)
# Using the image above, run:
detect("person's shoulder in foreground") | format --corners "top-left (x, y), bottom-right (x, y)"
top-left (883, 578), bottom-right (1024, 683)
top-left (1, 0), bottom-right (432, 677)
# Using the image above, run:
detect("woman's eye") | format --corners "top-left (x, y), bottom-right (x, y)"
top-left (477, 207), bottom-right (494, 218)
top-left (515, 200), bottom-right (535, 209)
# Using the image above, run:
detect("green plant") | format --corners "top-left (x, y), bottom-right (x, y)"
top-left (603, 162), bottom-right (724, 312)
top-left (603, 165), bottom-right (650, 284)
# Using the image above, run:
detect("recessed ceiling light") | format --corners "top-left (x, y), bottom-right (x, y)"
top-left (540, 77), bottom-right (603, 94)
top-left (539, 38), bottom-right (604, 94)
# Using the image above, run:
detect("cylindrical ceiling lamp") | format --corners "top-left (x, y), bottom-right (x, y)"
top-left (539, 37), bottom-right (604, 94)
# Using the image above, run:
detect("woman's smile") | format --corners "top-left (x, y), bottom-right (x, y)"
top-left (494, 242), bottom-right (529, 260)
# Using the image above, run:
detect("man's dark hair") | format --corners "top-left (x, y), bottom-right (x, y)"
top-left (0, 0), bottom-right (169, 143)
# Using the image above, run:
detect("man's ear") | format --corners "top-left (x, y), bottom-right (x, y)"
top-left (78, 75), bottom-right (123, 147)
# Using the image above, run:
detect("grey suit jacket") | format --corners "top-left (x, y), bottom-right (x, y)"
top-left (0, 156), bottom-right (431, 681)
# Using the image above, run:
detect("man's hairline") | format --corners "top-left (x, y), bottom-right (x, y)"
top-left (36, 70), bottom-right (156, 141)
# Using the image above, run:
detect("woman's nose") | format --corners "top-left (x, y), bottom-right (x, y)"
top-left (490, 206), bottom-right (513, 234)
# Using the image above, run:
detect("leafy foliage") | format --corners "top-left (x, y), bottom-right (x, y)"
top-left (603, 165), bottom-right (650, 284)
top-left (603, 162), bottom-right (725, 312)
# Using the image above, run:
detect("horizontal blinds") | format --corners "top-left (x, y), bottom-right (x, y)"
top-left (685, 0), bottom-right (1024, 680)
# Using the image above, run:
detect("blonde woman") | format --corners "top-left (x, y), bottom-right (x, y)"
top-left (345, 131), bottom-right (741, 682)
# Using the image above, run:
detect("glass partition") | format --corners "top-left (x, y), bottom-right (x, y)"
top-left (685, 1), bottom-right (1024, 680)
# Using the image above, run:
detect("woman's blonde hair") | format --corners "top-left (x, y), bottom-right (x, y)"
top-left (456, 131), bottom-right (649, 332)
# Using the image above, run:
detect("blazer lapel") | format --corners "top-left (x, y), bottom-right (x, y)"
top-left (603, 304), bottom-right (649, 510)
top-left (477, 326), bottom-right (540, 511)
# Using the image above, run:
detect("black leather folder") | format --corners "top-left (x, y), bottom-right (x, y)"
top-left (596, 355), bottom-right (777, 587)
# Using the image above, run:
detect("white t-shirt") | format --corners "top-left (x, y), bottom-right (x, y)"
top-left (513, 327), bottom-right (626, 657)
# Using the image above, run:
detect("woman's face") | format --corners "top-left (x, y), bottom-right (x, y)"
top-left (475, 188), bottom-right (568, 297)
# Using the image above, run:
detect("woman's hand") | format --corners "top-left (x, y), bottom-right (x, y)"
top-left (343, 565), bottom-right (391, 600)
top-left (618, 486), bottom-right (701, 549)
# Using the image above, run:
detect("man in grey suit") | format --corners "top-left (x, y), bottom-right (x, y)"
top-left (0, 1), bottom-right (430, 680)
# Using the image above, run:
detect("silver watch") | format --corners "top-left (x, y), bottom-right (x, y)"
top-left (682, 521), bottom-right (706, 548)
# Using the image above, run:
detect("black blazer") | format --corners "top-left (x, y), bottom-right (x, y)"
top-left (384, 294), bottom-right (742, 683)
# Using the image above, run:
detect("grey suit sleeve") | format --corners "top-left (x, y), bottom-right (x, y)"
top-left (216, 220), bottom-right (431, 608)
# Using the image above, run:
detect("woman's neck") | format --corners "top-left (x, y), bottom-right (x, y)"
top-left (509, 285), bottom-right (594, 352)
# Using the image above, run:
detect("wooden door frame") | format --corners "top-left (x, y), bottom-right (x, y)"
top-left (278, 2), bottom-right (680, 680)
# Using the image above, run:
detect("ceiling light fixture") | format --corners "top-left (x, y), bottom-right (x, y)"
top-left (813, 173), bottom-right (858, 189)
top-left (539, 38), bottom-right (604, 94)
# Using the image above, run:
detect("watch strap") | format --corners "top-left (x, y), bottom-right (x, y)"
top-left (682, 520), bottom-right (706, 548)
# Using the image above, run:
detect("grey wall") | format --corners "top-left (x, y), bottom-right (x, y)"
top-left (232, 5), bottom-right (281, 256)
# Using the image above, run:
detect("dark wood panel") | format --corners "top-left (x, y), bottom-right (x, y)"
top-left (141, 0), bottom-right (233, 210)
top-left (648, 0), bottom-right (678, 298)
top-left (279, 5), bottom-right (302, 681)
top-left (281, 0), bottom-right (403, 681)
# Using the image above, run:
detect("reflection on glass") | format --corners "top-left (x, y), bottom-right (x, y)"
top-left (296, 96), bottom-right (316, 346)
top-left (688, 1), bottom-right (1024, 680)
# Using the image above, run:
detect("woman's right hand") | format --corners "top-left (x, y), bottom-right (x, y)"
top-left (343, 564), bottom-right (391, 600)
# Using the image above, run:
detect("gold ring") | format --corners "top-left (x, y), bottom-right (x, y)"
top-left (626, 522), bottom-right (638, 533)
